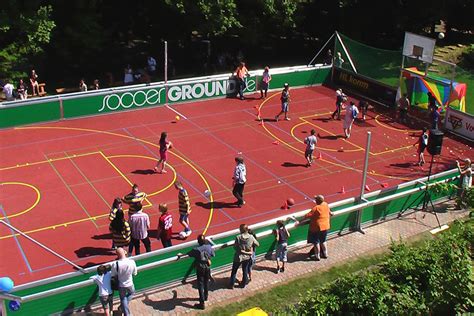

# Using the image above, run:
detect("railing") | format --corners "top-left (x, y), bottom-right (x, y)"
top-left (3, 168), bottom-right (460, 315)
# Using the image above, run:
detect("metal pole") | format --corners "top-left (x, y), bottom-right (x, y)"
top-left (164, 40), bottom-right (168, 105)
top-left (356, 131), bottom-right (372, 232)
top-left (0, 220), bottom-right (86, 274)
top-left (307, 33), bottom-right (335, 66)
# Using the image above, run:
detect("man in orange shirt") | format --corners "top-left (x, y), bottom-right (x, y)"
top-left (234, 62), bottom-right (249, 100)
top-left (300, 195), bottom-right (333, 260)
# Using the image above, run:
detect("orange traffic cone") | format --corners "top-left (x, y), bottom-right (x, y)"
top-left (340, 186), bottom-right (346, 194)
top-left (281, 201), bottom-right (288, 210)
top-left (272, 140), bottom-right (280, 145)
top-left (317, 152), bottom-right (322, 159)
top-left (365, 184), bottom-right (371, 191)
top-left (381, 183), bottom-right (389, 188)
top-left (258, 121), bottom-right (264, 126)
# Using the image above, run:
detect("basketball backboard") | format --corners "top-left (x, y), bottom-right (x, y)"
top-left (402, 32), bottom-right (436, 64)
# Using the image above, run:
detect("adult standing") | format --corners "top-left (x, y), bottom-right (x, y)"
top-left (334, 52), bottom-right (344, 68)
top-left (79, 79), bottom-right (87, 92)
top-left (232, 156), bottom-right (247, 207)
top-left (124, 64), bottom-right (134, 85)
top-left (431, 106), bottom-right (440, 130)
top-left (235, 62), bottom-right (249, 100)
top-left (111, 248), bottom-right (137, 316)
top-left (427, 92), bottom-right (437, 113)
top-left (30, 69), bottom-right (39, 96)
top-left (109, 209), bottom-right (131, 251)
top-left (175, 180), bottom-right (192, 236)
top-left (343, 101), bottom-right (359, 139)
top-left (331, 89), bottom-right (346, 120)
top-left (275, 83), bottom-right (291, 121)
top-left (304, 129), bottom-right (318, 167)
top-left (397, 93), bottom-right (410, 123)
top-left (181, 234), bottom-right (215, 310)
top-left (456, 158), bottom-right (472, 209)
top-left (128, 207), bottom-right (151, 256)
top-left (17, 79), bottom-right (27, 100)
top-left (229, 224), bottom-right (259, 289)
top-left (122, 184), bottom-right (147, 216)
top-left (157, 203), bottom-right (173, 248)
top-left (299, 195), bottom-right (333, 260)
top-left (147, 56), bottom-right (157, 75)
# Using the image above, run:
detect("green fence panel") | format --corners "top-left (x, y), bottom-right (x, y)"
top-left (0, 100), bottom-right (60, 128)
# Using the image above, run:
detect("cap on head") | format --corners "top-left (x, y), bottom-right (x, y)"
top-left (284, 83), bottom-right (289, 88)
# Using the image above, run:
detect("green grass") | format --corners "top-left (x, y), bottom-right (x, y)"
top-left (205, 218), bottom-right (472, 315)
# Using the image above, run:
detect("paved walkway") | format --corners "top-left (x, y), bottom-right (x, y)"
top-left (91, 204), bottom-right (468, 315)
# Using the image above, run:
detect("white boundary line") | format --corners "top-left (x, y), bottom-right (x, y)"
top-left (165, 104), bottom-right (188, 120)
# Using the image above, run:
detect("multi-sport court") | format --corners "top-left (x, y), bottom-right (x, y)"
top-left (0, 85), bottom-right (471, 286)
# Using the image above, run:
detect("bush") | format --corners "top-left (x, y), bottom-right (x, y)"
top-left (291, 220), bottom-right (474, 315)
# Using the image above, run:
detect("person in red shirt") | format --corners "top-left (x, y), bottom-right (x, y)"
top-left (157, 203), bottom-right (173, 248)
top-left (298, 195), bottom-right (333, 261)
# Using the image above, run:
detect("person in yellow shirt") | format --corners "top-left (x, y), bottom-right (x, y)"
top-left (122, 184), bottom-right (147, 215)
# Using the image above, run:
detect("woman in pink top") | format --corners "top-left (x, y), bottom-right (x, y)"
top-left (155, 132), bottom-right (173, 174)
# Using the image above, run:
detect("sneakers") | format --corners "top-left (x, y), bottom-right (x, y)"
top-left (284, 117), bottom-right (291, 121)
top-left (185, 229), bottom-right (192, 237)
top-left (194, 303), bottom-right (205, 310)
top-left (275, 116), bottom-right (279, 122)
top-left (280, 267), bottom-right (285, 273)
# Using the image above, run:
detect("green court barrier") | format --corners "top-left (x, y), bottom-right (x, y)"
top-left (4, 168), bottom-right (460, 315)
top-left (0, 100), bottom-right (60, 129)
top-left (0, 65), bottom-right (331, 128)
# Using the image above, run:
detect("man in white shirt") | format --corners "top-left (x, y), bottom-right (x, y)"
top-left (128, 207), bottom-right (151, 255)
top-left (3, 82), bottom-right (15, 101)
top-left (232, 156), bottom-right (247, 207)
top-left (111, 248), bottom-right (137, 316)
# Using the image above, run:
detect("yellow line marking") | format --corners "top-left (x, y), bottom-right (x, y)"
top-left (0, 182), bottom-right (41, 220)
top-left (374, 114), bottom-right (419, 133)
top-left (257, 96), bottom-right (410, 181)
top-left (0, 151), bottom-right (101, 171)
top-left (15, 126), bottom-right (215, 235)
top-left (106, 154), bottom-right (177, 197)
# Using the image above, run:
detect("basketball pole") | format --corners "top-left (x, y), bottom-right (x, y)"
top-left (164, 40), bottom-right (168, 106)
top-left (356, 131), bottom-right (371, 233)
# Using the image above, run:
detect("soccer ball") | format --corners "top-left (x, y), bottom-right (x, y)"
top-left (204, 189), bottom-right (211, 198)
top-left (438, 32), bottom-right (445, 39)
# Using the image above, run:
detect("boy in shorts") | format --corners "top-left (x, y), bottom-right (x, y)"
top-left (90, 265), bottom-right (113, 316)
top-left (304, 129), bottom-right (318, 167)
top-left (175, 180), bottom-right (192, 237)
top-left (275, 83), bottom-right (290, 121)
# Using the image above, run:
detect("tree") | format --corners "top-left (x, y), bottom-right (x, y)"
top-left (0, 3), bottom-right (56, 81)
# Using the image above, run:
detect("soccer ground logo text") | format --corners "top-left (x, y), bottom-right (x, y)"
top-left (98, 77), bottom-right (256, 112)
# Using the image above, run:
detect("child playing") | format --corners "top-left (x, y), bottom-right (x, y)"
top-left (157, 203), bottom-right (173, 248)
top-left (90, 265), bottom-right (113, 316)
top-left (413, 127), bottom-right (429, 166)
top-left (155, 132), bottom-right (173, 174)
top-left (175, 181), bottom-right (192, 237)
top-left (260, 66), bottom-right (272, 99)
top-left (275, 220), bottom-right (290, 273)
top-left (275, 83), bottom-right (290, 121)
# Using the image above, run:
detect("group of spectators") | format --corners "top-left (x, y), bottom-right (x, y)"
top-left (1, 69), bottom-right (41, 101)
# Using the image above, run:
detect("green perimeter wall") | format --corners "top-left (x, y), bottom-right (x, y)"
top-left (7, 172), bottom-right (459, 316)
top-left (0, 66), bottom-right (331, 128)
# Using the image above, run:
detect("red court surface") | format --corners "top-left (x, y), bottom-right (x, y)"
top-left (0, 86), bottom-right (471, 285)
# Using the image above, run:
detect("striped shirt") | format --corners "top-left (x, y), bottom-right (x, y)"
top-left (123, 191), bottom-right (147, 214)
top-left (110, 222), bottom-right (131, 247)
top-left (178, 188), bottom-right (191, 215)
top-left (233, 163), bottom-right (247, 184)
top-left (129, 211), bottom-right (150, 240)
top-left (109, 207), bottom-right (120, 221)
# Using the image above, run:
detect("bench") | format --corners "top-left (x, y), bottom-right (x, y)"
top-left (55, 87), bottom-right (78, 94)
